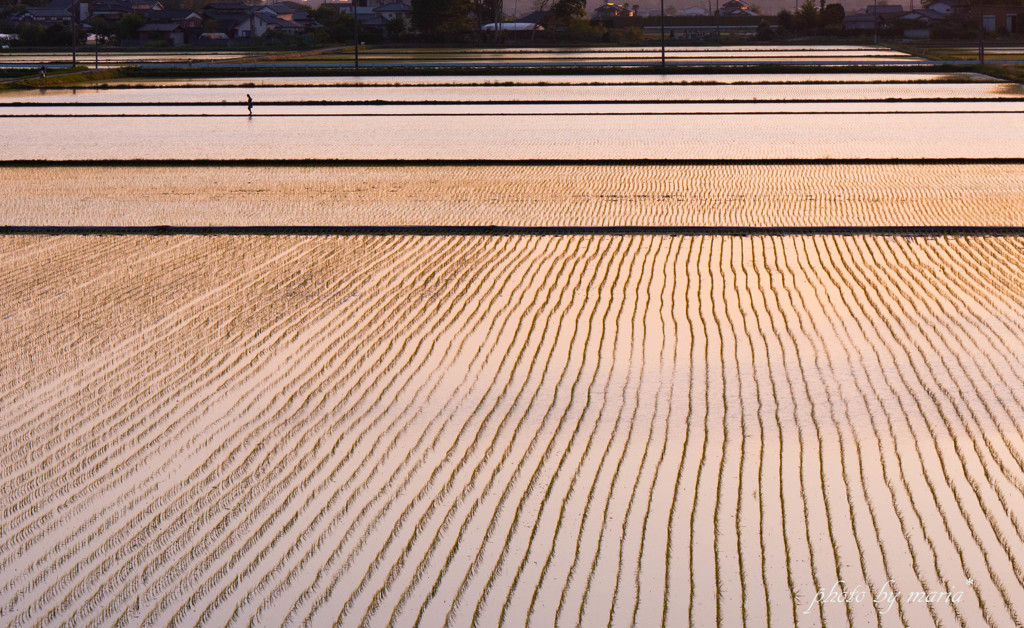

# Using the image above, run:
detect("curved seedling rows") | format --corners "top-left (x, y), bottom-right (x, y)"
top-left (3, 235), bottom-right (1024, 626)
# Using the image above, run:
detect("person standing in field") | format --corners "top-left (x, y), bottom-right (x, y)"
top-left (247, 93), bottom-right (253, 116)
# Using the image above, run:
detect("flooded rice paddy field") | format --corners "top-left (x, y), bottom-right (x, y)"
top-left (3, 71), bottom-right (1024, 160)
top-left (4, 83), bottom-right (1022, 106)
top-left (4, 57), bottom-right (1024, 627)
top-left (4, 164), bottom-right (1024, 228)
top-left (3, 234), bottom-right (1024, 627)
top-left (6, 112), bottom-right (1024, 159)
top-left (89, 71), bottom-right (997, 88)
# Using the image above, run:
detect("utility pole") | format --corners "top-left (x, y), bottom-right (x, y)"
top-left (495, 0), bottom-right (501, 44)
top-left (660, 0), bottom-right (665, 69)
top-left (873, 0), bottom-right (878, 44)
top-left (715, 0), bottom-right (720, 41)
top-left (353, 0), bottom-right (359, 72)
top-left (71, 0), bottom-right (78, 67)
top-left (978, 0), bottom-right (985, 63)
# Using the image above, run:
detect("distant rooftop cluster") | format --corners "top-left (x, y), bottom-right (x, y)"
top-left (1, 0), bottom-right (412, 45)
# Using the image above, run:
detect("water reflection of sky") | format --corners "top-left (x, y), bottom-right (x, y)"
top-left (4, 112), bottom-right (1023, 160)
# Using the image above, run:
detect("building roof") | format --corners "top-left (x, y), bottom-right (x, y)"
top-left (865, 4), bottom-right (904, 14)
top-left (252, 12), bottom-right (306, 28)
top-left (515, 9), bottom-right (547, 22)
top-left (374, 1), bottom-right (412, 12)
top-left (146, 9), bottom-right (202, 20)
top-left (902, 8), bottom-right (946, 20)
top-left (593, 2), bottom-right (633, 17)
top-left (844, 13), bottom-right (878, 26)
top-left (44, 0), bottom-right (76, 11)
top-left (138, 22), bottom-right (184, 30)
top-left (27, 7), bottom-right (72, 15)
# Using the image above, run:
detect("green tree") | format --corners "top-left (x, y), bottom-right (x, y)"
top-left (115, 12), bottom-right (144, 40)
top-left (777, 8), bottom-right (793, 29)
top-left (471, 0), bottom-right (499, 30)
top-left (411, 0), bottom-right (472, 38)
top-left (565, 17), bottom-right (605, 40)
top-left (795, 0), bottom-right (818, 30)
top-left (551, 0), bottom-right (586, 22)
top-left (89, 16), bottom-right (114, 41)
top-left (42, 23), bottom-right (71, 45)
top-left (16, 22), bottom-right (46, 45)
top-left (820, 2), bottom-right (844, 27)
top-left (385, 15), bottom-right (406, 39)
top-left (311, 6), bottom-right (354, 42)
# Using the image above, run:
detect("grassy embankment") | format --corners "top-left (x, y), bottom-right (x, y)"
top-left (0, 67), bottom-right (126, 92)
top-left (896, 43), bottom-right (1024, 82)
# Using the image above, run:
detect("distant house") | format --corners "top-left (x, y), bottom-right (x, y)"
top-left (926, 0), bottom-right (955, 15)
top-left (201, 1), bottom-right (251, 37)
top-left (900, 8), bottom-right (947, 23)
top-left (898, 8), bottom-right (946, 36)
top-left (15, 7), bottom-right (73, 25)
top-left (845, 5), bottom-right (904, 30)
top-left (681, 5), bottom-right (709, 15)
top-left (258, 3), bottom-right (321, 30)
top-left (144, 8), bottom-right (203, 30)
top-left (593, 2), bottom-right (635, 19)
top-left (137, 22), bottom-right (185, 44)
top-left (843, 12), bottom-right (879, 29)
top-left (89, 0), bottom-right (134, 22)
top-left (130, 0), bottom-right (163, 11)
top-left (978, 4), bottom-right (1024, 32)
top-left (717, 0), bottom-right (758, 15)
top-left (143, 9), bottom-right (203, 42)
top-left (320, 1), bottom-right (380, 24)
top-left (236, 11), bottom-right (306, 38)
top-left (13, 0), bottom-right (77, 27)
top-left (864, 4), bottom-right (904, 16)
top-left (373, 1), bottom-right (412, 26)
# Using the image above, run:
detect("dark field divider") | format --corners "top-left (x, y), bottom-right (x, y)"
top-left (5, 226), bottom-right (1024, 237)
top-left (5, 157), bottom-right (1024, 167)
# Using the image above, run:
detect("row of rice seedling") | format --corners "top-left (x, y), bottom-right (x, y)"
top-left (2, 234), bottom-right (1023, 626)
top-left (0, 235), bottom-right (402, 623)
top-left (4, 165), bottom-right (1024, 229)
